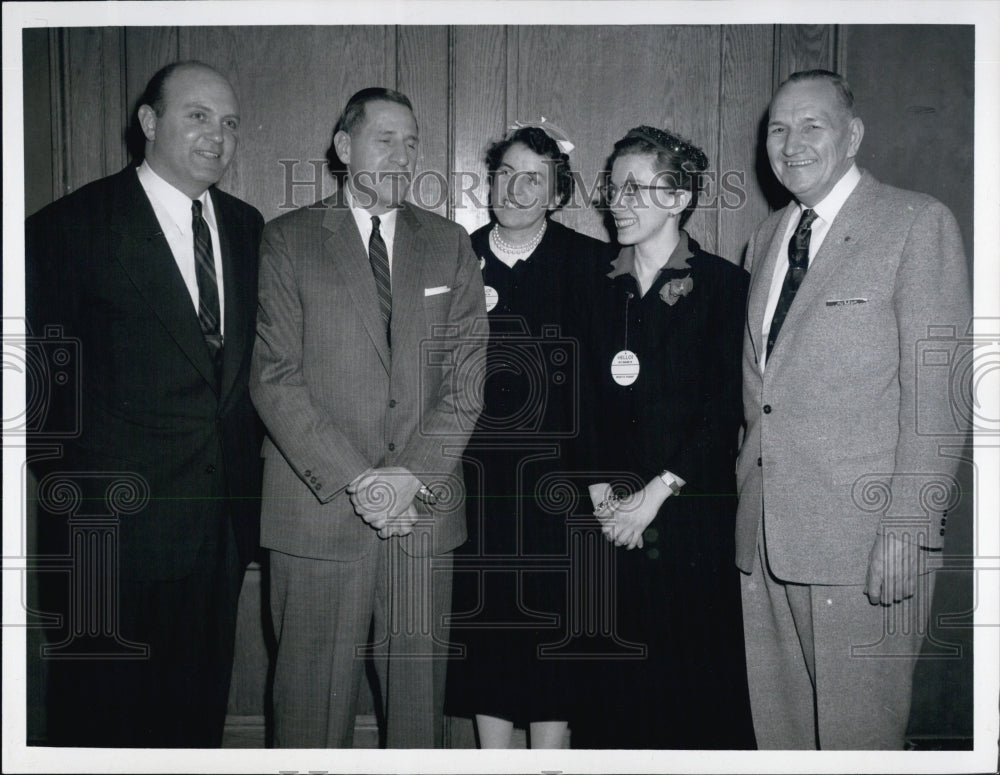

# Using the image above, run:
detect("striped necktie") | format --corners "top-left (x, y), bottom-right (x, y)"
top-left (766, 208), bottom-right (818, 360)
top-left (192, 199), bottom-right (223, 358)
top-left (369, 215), bottom-right (392, 345)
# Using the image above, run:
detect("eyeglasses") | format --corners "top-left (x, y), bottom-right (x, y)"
top-left (600, 181), bottom-right (678, 203)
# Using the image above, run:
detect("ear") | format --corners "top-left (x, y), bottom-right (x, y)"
top-left (846, 116), bottom-right (865, 158)
top-left (333, 130), bottom-right (351, 166)
top-left (137, 105), bottom-right (157, 143)
top-left (669, 189), bottom-right (692, 215)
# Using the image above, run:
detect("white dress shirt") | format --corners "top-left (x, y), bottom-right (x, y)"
top-left (761, 164), bottom-right (861, 369)
top-left (136, 161), bottom-right (225, 334)
top-left (345, 184), bottom-right (399, 275)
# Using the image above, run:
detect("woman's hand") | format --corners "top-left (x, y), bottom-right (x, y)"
top-left (602, 477), bottom-right (673, 550)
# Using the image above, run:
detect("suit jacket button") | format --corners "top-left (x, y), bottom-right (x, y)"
top-left (389, 399), bottom-right (397, 408)
top-left (305, 469), bottom-right (312, 476)
top-left (757, 457), bottom-right (762, 467)
top-left (315, 482), bottom-right (322, 490)
top-left (940, 517), bottom-right (947, 526)
top-left (388, 442), bottom-right (396, 451)
top-left (939, 528), bottom-right (946, 536)
top-left (762, 405), bottom-right (772, 414)
top-left (205, 464), bottom-right (216, 474)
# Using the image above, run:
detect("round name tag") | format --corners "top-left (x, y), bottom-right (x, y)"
top-left (484, 286), bottom-right (499, 312)
top-left (611, 349), bottom-right (640, 386)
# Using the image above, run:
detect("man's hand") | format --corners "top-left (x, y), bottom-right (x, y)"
top-left (376, 502), bottom-right (419, 540)
top-left (864, 530), bottom-right (920, 605)
top-left (346, 466), bottom-right (422, 532)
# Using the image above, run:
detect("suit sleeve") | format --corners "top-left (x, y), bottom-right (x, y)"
top-left (396, 228), bottom-right (486, 485)
top-left (888, 200), bottom-right (971, 549)
top-left (250, 219), bottom-right (371, 503)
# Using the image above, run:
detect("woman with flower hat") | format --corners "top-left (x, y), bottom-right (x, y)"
top-left (574, 127), bottom-right (755, 749)
top-left (444, 121), bottom-right (608, 748)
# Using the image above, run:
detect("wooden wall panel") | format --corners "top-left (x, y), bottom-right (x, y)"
top-left (175, 26), bottom-right (395, 220)
top-left (514, 25), bottom-right (722, 250)
top-left (451, 26), bottom-right (508, 235)
top-left (718, 25), bottom-right (775, 262)
top-left (397, 26), bottom-right (451, 218)
top-left (52, 28), bottom-right (127, 197)
top-left (123, 26), bottom-right (179, 140)
top-left (775, 24), bottom-right (836, 85)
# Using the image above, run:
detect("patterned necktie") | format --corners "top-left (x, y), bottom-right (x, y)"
top-left (766, 208), bottom-right (818, 360)
top-left (369, 215), bottom-right (392, 345)
top-left (192, 200), bottom-right (223, 358)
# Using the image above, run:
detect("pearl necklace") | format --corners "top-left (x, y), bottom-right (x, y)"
top-left (490, 220), bottom-right (547, 256)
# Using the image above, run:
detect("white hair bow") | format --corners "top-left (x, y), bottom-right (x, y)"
top-left (508, 116), bottom-right (575, 154)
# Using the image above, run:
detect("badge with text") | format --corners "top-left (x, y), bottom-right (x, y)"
top-left (611, 349), bottom-right (640, 385)
top-left (484, 285), bottom-right (499, 312)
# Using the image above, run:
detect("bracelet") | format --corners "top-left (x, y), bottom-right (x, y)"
top-left (595, 492), bottom-right (622, 515)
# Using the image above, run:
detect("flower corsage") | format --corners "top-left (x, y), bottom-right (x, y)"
top-left (659, 275), bottom-right (694, 306)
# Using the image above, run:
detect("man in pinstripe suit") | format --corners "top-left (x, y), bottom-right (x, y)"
top-left (250, 87), bottom-right (486, 748)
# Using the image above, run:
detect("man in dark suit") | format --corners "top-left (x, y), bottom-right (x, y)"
top-left (26, 61), bottom-right (264, 747)
top-left (736, 70), bottom-right (971, 749)
top-left (250, 87), bottom-right (485, 747)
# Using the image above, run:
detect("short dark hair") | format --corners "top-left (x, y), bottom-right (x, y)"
top-left (608, 126), bottom-right (709, 227)
top-left (485, 126), bottom-right (575, 211)
top-left (778, 69), bottom-right (856, 116)
top-left (325, 87), bottom-right (415, 172)
top-left (126, 60), bottom-right (225, 160)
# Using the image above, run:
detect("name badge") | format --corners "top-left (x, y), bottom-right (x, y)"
top-left (484, 286), bottom-right (499, 312)
top-left (611, 350), bottom-right (640, 386)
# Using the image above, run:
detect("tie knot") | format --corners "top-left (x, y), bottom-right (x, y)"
top-left (192, 199), bottom-right (203, 218)
top-left (798, 208), bottom-right (818, 231)
top-left (371, 215), bottom-right (381, 232)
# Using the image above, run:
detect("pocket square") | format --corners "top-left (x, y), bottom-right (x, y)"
top-left (826, 298), bottom-right (868, 307)
top-left (424, 285), bottom-right (451, 297)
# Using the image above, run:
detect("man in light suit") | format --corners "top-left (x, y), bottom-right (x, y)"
top-left (26, 61), bottom-right (264, 746)
top-left (250, 87), bottom-right (485, 748)
top-left (735, 70), bottom-right (971, 749)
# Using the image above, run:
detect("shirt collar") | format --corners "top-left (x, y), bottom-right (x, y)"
top-left (607, 229), bottom-right (695, 279)
top-left (344, 183), bottom-right (399, 234)
top-left (136, 161), bottom-right (213, 231)
top-left (807, 163), bottom-right (861, 225)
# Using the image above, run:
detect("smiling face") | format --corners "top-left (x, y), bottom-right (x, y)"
top-left (334, 99), bottom-right (418, 215)
top-left (609, 153), bottom-right (689, 246)
top-left (766, 78), bottom-right (864, 207)
top-left (491, 142), bottom-right (557, 233)
top-left (139, 65), bottom-right (240, 199)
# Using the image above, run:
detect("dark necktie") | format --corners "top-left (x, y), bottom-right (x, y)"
top-left (369, 215), bottom-right (392, 345)
top-left (192, 199), bottom-right (223, 361)
top-left (766, 208), bottom-right (818, 361)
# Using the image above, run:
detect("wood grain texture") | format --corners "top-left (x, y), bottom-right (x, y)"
top-left (397, 26), bottom-right (450, 217)
top-left (451, 26), bottom-right (507, 235)
top-left (718, 24), bottom-right (774, 264)
top-left (514, 25), bottom-right (722, 250)
top-left (177, 26), bottom-right (393, 220)
top-left (53, 28), bottom-right (127, 195)
top-left (123, 26), bottom-right (179, 142)
top-left (775, 24), bottom-right (834, 85)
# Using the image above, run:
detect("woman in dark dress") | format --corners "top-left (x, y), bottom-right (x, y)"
top-left (572, 126), bottom-right (756, 749)
top-left (445, 123), bottom-right (607, 748)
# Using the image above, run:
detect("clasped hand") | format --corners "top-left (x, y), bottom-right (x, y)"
top-left (591, 480), bottom-right (670, 550)
top-left (346, 467), bottom-right (422, 539)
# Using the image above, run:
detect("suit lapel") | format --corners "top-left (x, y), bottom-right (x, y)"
top-left (766, 174), bottom-right (876, 370)
top-left (747, 205), bottom-right (796, 365)
top-left (388, 204), bottom-right (423, 347)
top-left (322, 199), bottom-right (391, 372)
top-left (213, 189), bottom-right (251, 402)
top-left (110, 169), bottom-right (218, 389)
